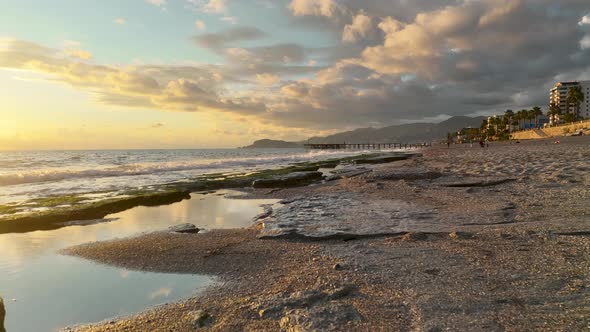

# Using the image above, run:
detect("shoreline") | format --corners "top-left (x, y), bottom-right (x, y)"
top-left (64, 138), bottom-right (590, 331)
top-left (0, 150), bottom-right (417, 234)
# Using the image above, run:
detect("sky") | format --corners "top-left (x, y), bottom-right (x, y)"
top-left (1, 0), bottom-right (590, 150)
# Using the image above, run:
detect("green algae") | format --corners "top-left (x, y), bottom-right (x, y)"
top-left (0, 190), bottom-right (190, 234)
top-left (29, 195), bottom-right (89, 207)
top-left (0, 205), bottom-right (21, 215)
top-left (0, 151), bottom-right (419, 234)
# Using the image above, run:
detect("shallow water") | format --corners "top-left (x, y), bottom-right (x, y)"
top-left (0, 148), bottom-right (381, 204)
top-left (0, 191), bottom-right (277, 332)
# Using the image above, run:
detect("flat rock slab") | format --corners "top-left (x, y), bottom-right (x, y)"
top-left (252, 171), bottom-right (324, 188)
top-left (354, 153), bottom-right (414, 165)
top-left (370, 170), bottom-right (443, 181)
top-left (325, 168), bottom-right (372, 181)
top-left (436, 177), bottom-right (517, 188)
top-left (258, 194), bottom-right (436, 239)
top-left (168, 223), bottom-right (200, 234)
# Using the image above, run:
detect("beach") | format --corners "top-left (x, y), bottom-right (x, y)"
top-left (62, 137), bottom-right (590, 331)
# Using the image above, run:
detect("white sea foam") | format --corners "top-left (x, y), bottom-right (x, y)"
top-left (0, 149), bottom-right (389, 188)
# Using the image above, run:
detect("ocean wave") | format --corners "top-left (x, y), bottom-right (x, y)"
top-left (0, 149), bottom-right (377, 187)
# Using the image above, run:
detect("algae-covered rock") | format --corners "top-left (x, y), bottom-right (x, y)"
top-left (252, 171), bottom-right (324, 188)
top-left (189, 310), bottom-right (211, 328)
top-left (353, 153), bottom-right (413, 164)
top-left (0, 190), bottom-right (191, 234)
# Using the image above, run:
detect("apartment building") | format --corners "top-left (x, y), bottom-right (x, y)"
top-left (549, 81), bottom-right (590, 118)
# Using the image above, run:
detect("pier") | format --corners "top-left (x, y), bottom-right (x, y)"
top-left (303, 143), bottom-right (432, 150)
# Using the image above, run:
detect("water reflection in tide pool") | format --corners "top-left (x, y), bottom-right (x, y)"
top-left (0, 190), bottom-right (278, 332)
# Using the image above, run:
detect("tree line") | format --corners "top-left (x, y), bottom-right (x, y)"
top-left (448, 85), bottom-right (585, 142)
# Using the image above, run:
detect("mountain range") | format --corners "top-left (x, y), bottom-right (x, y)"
top-left (242, 116), bottom-right (486, 148)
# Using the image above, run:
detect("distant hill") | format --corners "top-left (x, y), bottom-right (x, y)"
top-left (241, 139), bottom-right (303, 149)
top-left (305, 116), bottom-right (486, 144)
top-left (241, 116), bottom-right (486, 148)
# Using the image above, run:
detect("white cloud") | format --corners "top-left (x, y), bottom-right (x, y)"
top-left (145, 0), bottom-right (166, 7)
top-left (114, 18), bottom-right (126, 25)
top-left (342, 12), bottom-right (373, 43)
top-left (62, 40), bottom-right (93, 60)
top-left (581, 35), bottom-right (590, 50)
top-left (256, 73), bottom-right (280, 86)
top-left (203, 0), bottom-right (227, 13)
top-left (288, 0), bottom-right (344, 17)
top-left (579, 14), bottom-right (590, 26)
top-left (195, 20), bottom-right (206, 30)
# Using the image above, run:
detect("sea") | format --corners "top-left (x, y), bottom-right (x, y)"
top-left (0, 148), bottom-right (385, 331)
top-left (0, 149), bottom-right (400, 332)
top-left (0, 148), bottom-right (378, 204)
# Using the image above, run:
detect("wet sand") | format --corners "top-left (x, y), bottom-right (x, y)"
top-left (64, 137), bottom-right (590, 331)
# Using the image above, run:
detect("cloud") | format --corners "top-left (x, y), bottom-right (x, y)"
top-left (204, 0), bottom-right (226, 13)
top-left (579, 14), bottom-right (590, 26)
top-left (193, 26), bottom-right (266, 50)
top-left (190, 0), bottom-right (227, 13)
top-left (4, 0), bottom-right (590, 137)
top-left (145, 0), bottom-right (166, 7)
top-left (62, 40), bottom-right (93, 60)
top-left (256, 73), bottom-right (280, 86)
top-left (288, 0), bottom-right (345, 18)
top-left (114, 18), bottom-right (126, 25)
top-left (0, 39), bottom-right (265, 117)
top-left (257, 0), bottom-right (590, 129)
top-left (195, 20), bottom-right (206, 30)
top-left (342, 12), bottom-right (374, 43)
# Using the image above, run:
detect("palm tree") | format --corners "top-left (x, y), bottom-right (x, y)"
top-left (504, 109), bottom-right (514, 132)
top-left (511, 116), bottom-right (519, 131)
top-left (531, 106), bottom-right (543, 128)
top-left (567, 86), bottom-right (585, 120)
top-left (497, 116), bottom-right (509, 137)
top-left (517, 109), bottom-right (528, 129)
top-left (496, 116), bottom-right (506, 133)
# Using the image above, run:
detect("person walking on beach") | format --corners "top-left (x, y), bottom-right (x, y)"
top-left (485, 138), bottom-right (489, 148)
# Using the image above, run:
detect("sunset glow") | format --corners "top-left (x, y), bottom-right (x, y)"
top-left (1, 0), bottom-right (590, 149)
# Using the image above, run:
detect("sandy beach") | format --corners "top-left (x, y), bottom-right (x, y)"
top-left (63, 137), bottom-right (590, 331)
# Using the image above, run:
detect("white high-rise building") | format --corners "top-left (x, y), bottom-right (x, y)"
top-left (549, 81), bottom-right (590, 118)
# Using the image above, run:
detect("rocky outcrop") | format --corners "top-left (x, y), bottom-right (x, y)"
top-left (441, 178), bottom-right (516, 187)
top-left (168, 223), bottom-right (200, 234)
top-left (325, 168), bottom-right (372, 182)
top-left (371, 170), bottom-right (443, 181)
top-left (353, 153), bottom-right (414, 165)
top-left (0, 190), bottom-right (191, 234)
top-left (258, 194), bottom-right (435, 239)
top-left (250, 284), bottom-right (360, 331)
top-left (241, 139), bottom-right (302, 149)
top-left (252, 172), bottom-right (324, 188)
top-left (187, 310), bottom-right (211, 328)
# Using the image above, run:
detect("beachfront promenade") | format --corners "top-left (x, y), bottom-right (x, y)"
top-left (511, 119), bottom-right (590, 140)
top-left (304, 142), bottom-right (432, 150)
